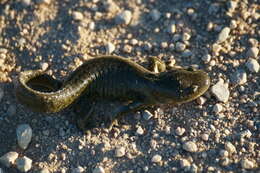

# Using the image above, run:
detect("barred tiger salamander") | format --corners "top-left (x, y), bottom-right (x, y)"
top-left (16, 55), bottom-right (210, 131)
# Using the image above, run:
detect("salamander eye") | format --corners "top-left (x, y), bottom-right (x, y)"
top-left (187, 67), bottom-right (196, 72)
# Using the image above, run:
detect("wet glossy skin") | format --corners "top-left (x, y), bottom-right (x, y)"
top-left (16, 55), bottom-right (210, 131)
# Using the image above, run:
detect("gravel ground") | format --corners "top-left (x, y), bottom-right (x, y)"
top-left (0, 0), bottom-right (259, 172)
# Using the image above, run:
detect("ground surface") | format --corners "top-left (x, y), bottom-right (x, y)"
top-left (0, 0), bottom-right (259, 173)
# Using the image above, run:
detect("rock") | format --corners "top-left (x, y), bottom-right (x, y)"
top-left (150, 9), bottom-right (161, 21)
top-left (15, 156), bottom-right (32, 172)
top-left (211, 80), bottom-right (230, 103)
top-left (182, 32), bottom-right (191, 41)
top-left (219, 149), bottom-right (229, 158)
top-left (21, 0), bottom-right (31, 6)
top-left (0, 151), bottom-right (19, 167)
top-left (216, 27), bottom-right (231, 43)
top-left (175, 127), bottom-right (185, 136)
top-left (247, 47), bottom-right (259, 58)
top-left (142, 110), bottom-right (153, 120)
top-left (225, 142), bottom-right (236, 154)
top-left (241, 159), bottom-right (255, 169)
top-left (182, 49), bottom-right (192, 57)
top-left (71, 166), bottom-right (85, 173)
top-left (92, 166), bottom-right (105, 173)
top-left (72, 11), bottom-right (84, 21)
top-left (167, 23), bottom-right (176, 33)
top-left (41, 62), bottom-right (49, 71)
top-left (202, 54), bottom-right (211, 63)
top-left (240, 130), bottom-right (252, 139)
top-left (196, 96), bottom-right (207, 105)
top-left (151, 154), bottom-right (162, 163)
top-left (39, 168), bottom-right (50, 173)
top-left (182, 141), bottom-right (198, 152)
top-left (16, 124), bottom-right (33, 150)
top-left (175, 42), bottom-right (186, 52)
top-left (136, 126), bottom-right (144, 135)
top-left (115, 10), bottom-right (132, 25)
top-left (103, 0), bottom-right (119, 13)
top-left (180, 159), bottom-right (191, 168)
top-left (213, 103), bottom-right (223, 113)
top-left (115, 147), bottom-right (125, 157)
top-left (231, 69), bottom-right (247, 85)
top-left (246, 58), bottom-right (259, 73)
top-left (89, 22), bottom-right (95, 30)
top-left (106, 42), bottom-right (115, 54)
top-left (201, 133), bottom-right (209, 141)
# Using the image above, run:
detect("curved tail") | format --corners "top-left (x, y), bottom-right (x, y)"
top-left (15, 70), bottom-right (79, 113)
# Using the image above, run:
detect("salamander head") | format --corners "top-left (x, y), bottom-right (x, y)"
top-left (156, 67), bottom-right (210, 104)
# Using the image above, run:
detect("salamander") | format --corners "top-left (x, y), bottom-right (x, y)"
top-left (16, 55), bottom-right (210, 131)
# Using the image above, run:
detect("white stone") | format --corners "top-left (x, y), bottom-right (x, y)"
top-left (201, 133), bottom-right (209, 141)
top-left (168, 23), bottom-right (176, 33)
top-left (246, 58), bottom-right (259, 73)
top-left (225, 142), bottom-right (236, 154)
top-left (216, 27), bottom-right (231, 43)
top-left (106, 42), bottom-right (115, 54)
top-left (175, 42), bottom-right (186, 52)
top-left (136, 126), bottom-right (144, 135)
top-left (16, 124), bottom-right (33, 150)
top-left (0, 151), bottom-right (19, 167)
top-left (72, 11), bottom-right (84, 21)
top-left (41, 62), bottom-right (49, 71)
top-left (142, 110), bottom-right (153, 120)
top-left (92, 166), bottom-right (105, 173)
top-left (175, 127), bottom-right (185, 136)
top-left (151, 154), bottom-right (162, 163)
top-left (247, 47), bottom-right (259, 58)
top-left (211, 80), bottom-right (230, 103)
top-left (72, 166), bottom-right (85, 173)
top-left (115, 147), bottom-right (125, 157)
top-left (15, 156), bottom-right (32, 172)
top-left (182, 141), bottom-right (198, 152)
top-left (213, 103), bottom-right (223, 113)
top-left (241, 159), bottom-right (255, 169)
top-left (115, 10), bottom-right (132, 25)
top-left (180, 159), bottom-right (191, 168)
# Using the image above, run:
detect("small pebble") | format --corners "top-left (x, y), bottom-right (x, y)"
top-left (175, 42), bottom-right (186, 52)
top-left (213, 103), bottom-right (223, 113)
top-left (240, 130), bottom-right (252, 139)
top-left (168, 23), bottom-right (176, 33)
top-left (0, 151), bottom-right (19, 167)
top-left (150, 9), bottom-right (161, 21)
top-left (93, 166), bottom-right (105, 173)
top-left (182, 141), bottom-right (198, 152)
top-left (216, 27), bottom-right (231, 43)
top-left (41, 62), bottom-right (49, 71)
top-left (72, 11), bottom-right (84, 21)
top-left (211, 80), bottom-right (230, 103)
top-left (246, 58), bottom-right (259, 73)
top-left (15, 156), bottom-right (32, 172)
top-left (201, 133), bottom-right (209, 141)
top-left (241, 159), bottom-right (255, 169)
top-left (115, 10), bottom-right (132, 25)
top-left (21, 0), bottom-right (31, 6)
top-left (16, 124), bottom-right (33, 150)
top-left (180, 159), bottom-right (191, 168)
top-left (219, 149), bottom-right (229, 158)
top-left (231, 69), bottom-right (247, 85)
top-left (136, 126), bottom-right (144, 135)
top-left (182, 32), bottom-right (191, 41)
top-left (196, 97), bottom-right (207, 105)
top-left (89, 22), bottom-right (95, 30)
top-left (225, 142), bottom-right (236, 154)
top-left (106, 42), bottom-right (115, 54)
top-left (71, 166), bottom-right (85, 173)
top-left (175, 127), bottom-right (185, 136)
top-left (115, 147), bottom-right (126, 157)
top-left (247, 47), bottom-right (259, 58)
top-left (151, 154), bottom-right (162, 163)
top-left (202, 54), bottom-right (211, 63)
top-left (142, 110), bottom-right (153, 120)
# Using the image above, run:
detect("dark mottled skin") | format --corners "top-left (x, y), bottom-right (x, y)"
top-left (16, 55), bottom-right (210, 131)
